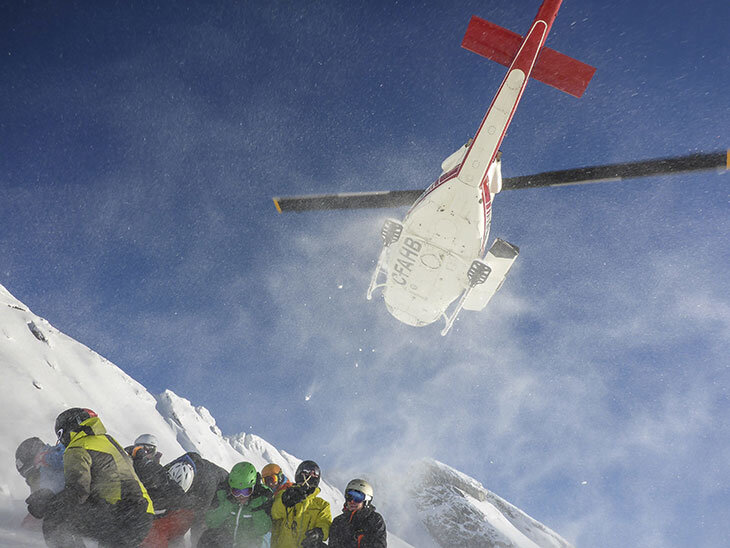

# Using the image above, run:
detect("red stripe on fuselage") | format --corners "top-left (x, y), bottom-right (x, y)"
top-left (406, 165), bottom-right (460, 217)
top-left (480, 185), bottom-right (491, 254)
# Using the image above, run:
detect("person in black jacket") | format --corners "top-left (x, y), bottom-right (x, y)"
top-left (126, 435), bottom-right (196, 547)
top-left (126, 434), bottom-right (185, 514)
top-left (328, 479), bottom-right (386, 548)
top-left (164, 452), bottom-right (229, 545)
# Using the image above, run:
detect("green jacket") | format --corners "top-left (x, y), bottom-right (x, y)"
top-left (205, 488), bottom-right (272, 548)
top-left (270, 487), bottom-right (331, 548)
top-left (61, 416), bottom-right (154, 514)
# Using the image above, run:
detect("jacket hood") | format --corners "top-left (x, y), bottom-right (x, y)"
top-left (68, 416), bottom-right (107, 445)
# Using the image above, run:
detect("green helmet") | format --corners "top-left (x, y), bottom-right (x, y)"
top-left (229, 462), bottom-right (258, 490)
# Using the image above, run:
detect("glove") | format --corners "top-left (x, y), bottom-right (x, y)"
top-left (25, 489), bottom-right (55, 519)
top-left (301, 527), bottom-right (325, 548)
top-left (282, 485), bottom-right (307, 508)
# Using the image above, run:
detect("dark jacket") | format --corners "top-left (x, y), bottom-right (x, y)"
top-left (164, 452), bottom-right (229, 515)
top-left (328, 505), bottom-right (387, 548)
top-left (133, 455), bottom-right (186, 515)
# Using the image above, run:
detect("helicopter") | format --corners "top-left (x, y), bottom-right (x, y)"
top-left (273, 0), bottom-right (727, 335)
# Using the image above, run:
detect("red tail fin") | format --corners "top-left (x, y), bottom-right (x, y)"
top-left (461, 15), bottom-right (596, 98)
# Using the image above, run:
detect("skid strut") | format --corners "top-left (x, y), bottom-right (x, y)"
top-left (367, 219), bottom-right (403, 300)
top-left (441, 259), bottom-right (492, 336)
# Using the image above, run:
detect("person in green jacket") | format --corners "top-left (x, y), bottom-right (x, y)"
top-left (197, 461), bottom-right (272, 548)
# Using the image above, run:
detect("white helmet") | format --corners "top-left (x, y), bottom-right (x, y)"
top-left (134, 434), bottom-right (158, 447)
top-left (345, 478), bottom-right (374, 504)
top-left (168, 461), bottom-right (195, 493)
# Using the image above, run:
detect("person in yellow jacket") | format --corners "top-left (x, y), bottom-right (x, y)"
top-left (38, 408), bottom-right (155, 547)
top-left (270, 460), bottom-right (331, 548)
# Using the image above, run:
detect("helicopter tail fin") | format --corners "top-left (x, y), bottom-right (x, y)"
top-left (461, 15), bottom-right (595, 98)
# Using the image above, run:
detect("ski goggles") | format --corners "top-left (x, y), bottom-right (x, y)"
top-left (345, 489), bottom-right (366, 503)
top-left (263, 474), bottom-right (280, 488)
top-left (132, 444), bottom-right (157, 458)
top-left (231, 487), bottom-right (253, 498)
top-left (299, 468), bottom-right (320, 480)
top-left (16, 458), bottom-right (36, 477)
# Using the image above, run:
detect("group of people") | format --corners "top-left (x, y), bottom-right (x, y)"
top-left (15, 407), bottom-right (387, 548)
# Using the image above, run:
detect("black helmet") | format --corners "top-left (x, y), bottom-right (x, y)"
top-left (15, 437), bottom-right (46, 477)
top-left (295, 460), bottom-right (321, 492)
top-left (55, 408), bottom-right (97, 447)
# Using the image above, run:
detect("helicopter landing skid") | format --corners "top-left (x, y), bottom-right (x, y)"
top-left (367, 219), bottom-right (404, 300)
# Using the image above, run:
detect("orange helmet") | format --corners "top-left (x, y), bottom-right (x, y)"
top-left (262, 463), bottom-right (286, 489)
top-left (262, 463), bottom-right (281, 477)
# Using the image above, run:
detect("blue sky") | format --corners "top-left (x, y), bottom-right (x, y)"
top-left (2, 1), bottom-right (728, 546)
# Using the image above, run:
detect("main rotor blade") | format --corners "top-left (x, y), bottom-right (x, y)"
top-left (502, 150), bottom-right (728, 190)
top-left (273, 150), bottom-right (727, 212)
top-left (273, 190), bottom-right (420, 212)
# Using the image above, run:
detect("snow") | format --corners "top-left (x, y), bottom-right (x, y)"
top-left (0, 283), bottom-right (569, 547)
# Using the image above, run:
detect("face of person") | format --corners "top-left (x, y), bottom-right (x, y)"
top-left (263, 473), bottom-right (279, 490)
top-left (345, 489), bottom-right (366, 512)
top-left (132, 444), bottom-right (157, 461)
top-left (346, 498), bottom-right (364, 511)
top-left (231, 486), bottom-right (253, 504)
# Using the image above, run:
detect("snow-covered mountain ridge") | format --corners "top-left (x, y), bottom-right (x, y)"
top-left (411, 460), bottom-right (572, 548)
top-left (0, 283), bottom-right (571, 547)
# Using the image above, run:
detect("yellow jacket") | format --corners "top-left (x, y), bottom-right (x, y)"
top-left (270, 487), bottom-right (331, 548)
top-left (63, 416), bottom-right (154, 514)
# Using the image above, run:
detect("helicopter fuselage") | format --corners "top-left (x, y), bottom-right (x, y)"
top-left (368, 0), bottom-right (566, 332)
top-left (382, 168), bottom-right (492, 327)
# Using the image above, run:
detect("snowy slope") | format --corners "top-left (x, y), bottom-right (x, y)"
top-left (0, 283), bottom-right (409, 546)
top-left (0, 283), bottom-right (569, 547)
top-left (411, 460), bottom-right (572, 548)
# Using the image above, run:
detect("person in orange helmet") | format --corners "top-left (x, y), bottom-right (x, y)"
top-left (261, 463), bottom-right (292, 497)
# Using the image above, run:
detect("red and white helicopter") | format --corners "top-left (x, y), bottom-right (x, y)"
top-left (273, 0), bottom-right (727, 335)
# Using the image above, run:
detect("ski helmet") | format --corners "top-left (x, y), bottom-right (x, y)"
top-left (262, 463), bottom-right (285, 489)
top-left (134, 433), bottom-right (158, 447)
top-left (229, 462), bottom-right (257, 490)
top-left (295, 460), bottom-right (321, 490)
top-left (54, 408), bottom-right (97, 447)
top-left (262, 463), bottom-right (282, 478)
top-left (131, 433), bottom-right (158, 459)
top-left (168, 460), bottom-right (195, 493)
top-left (15, 437), bottom-right (46, 477)
top-left (345, 478), bottom-right (374, 505)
